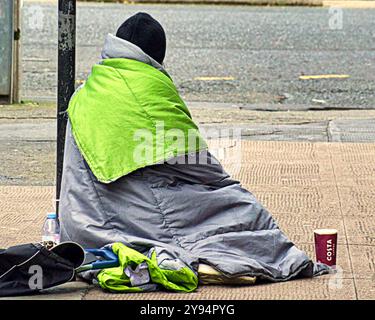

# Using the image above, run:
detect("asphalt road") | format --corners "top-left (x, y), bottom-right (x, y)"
top-left (21, 3), bottom-right (375, 108)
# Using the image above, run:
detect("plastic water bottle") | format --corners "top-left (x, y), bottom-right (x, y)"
top-left (42, 212), bottom-right (61, 245)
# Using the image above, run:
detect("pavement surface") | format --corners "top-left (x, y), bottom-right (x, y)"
top-left (0, 140), bottom-right (374, 300)
top-left (22, 2), bottom-right (375, 108)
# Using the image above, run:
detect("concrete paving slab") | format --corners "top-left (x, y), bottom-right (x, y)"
top-left (274, 216), bottom-right (346, 244)
top-left (344, 217), bottom-right (375, 246)
top-left (329, 119), bottom-right (375, 143)
top-left (337, 187), bottom-right (375, 218)
top-left (330, 163), bottom-right (375, 188)
top-left (330, 142), bottom-right (375, 158)
top-left (0, 186), bottom-right (53, 247)
top-left (232, 162), bottom-right (335, 187)
top-left (249, 185), bottom-right (341, 217)
top-left (348, 245), bottom-right (375, 279)
top-left (355, 279), bottom-right (375, 300)
top-left (219, 140), bottom-right (326, 162)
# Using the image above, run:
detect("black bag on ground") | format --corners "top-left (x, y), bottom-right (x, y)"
top-left (0, 242), bottom-right (84, 297)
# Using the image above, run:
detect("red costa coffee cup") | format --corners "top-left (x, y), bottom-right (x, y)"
top-left (314, 229), bottom-right (337, 267)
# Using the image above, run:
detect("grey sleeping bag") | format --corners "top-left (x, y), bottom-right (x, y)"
top-left (59, 34), bottom-right (330, 284)
top-left (60, 121), bottom-right (329, 282)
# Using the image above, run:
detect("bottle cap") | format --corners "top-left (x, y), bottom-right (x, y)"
top-left (47, 212), bottom-right (57, 219)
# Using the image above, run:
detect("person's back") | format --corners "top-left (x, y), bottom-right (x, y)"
top-left (59, 12), bottom-right (330, 291)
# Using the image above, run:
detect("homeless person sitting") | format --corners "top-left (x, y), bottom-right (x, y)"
top-left (59, 12), bottom-right (330, 292)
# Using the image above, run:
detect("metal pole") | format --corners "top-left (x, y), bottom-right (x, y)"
top-left (57, 0), bottom-right (76, 216)
top-left (12, 0), bottom-right (21, 104)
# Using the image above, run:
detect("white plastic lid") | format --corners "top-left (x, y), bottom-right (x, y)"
top-left (314, 228), bottom-right (338, 235)
top-left (47, 212), bottom-right (57, 219)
